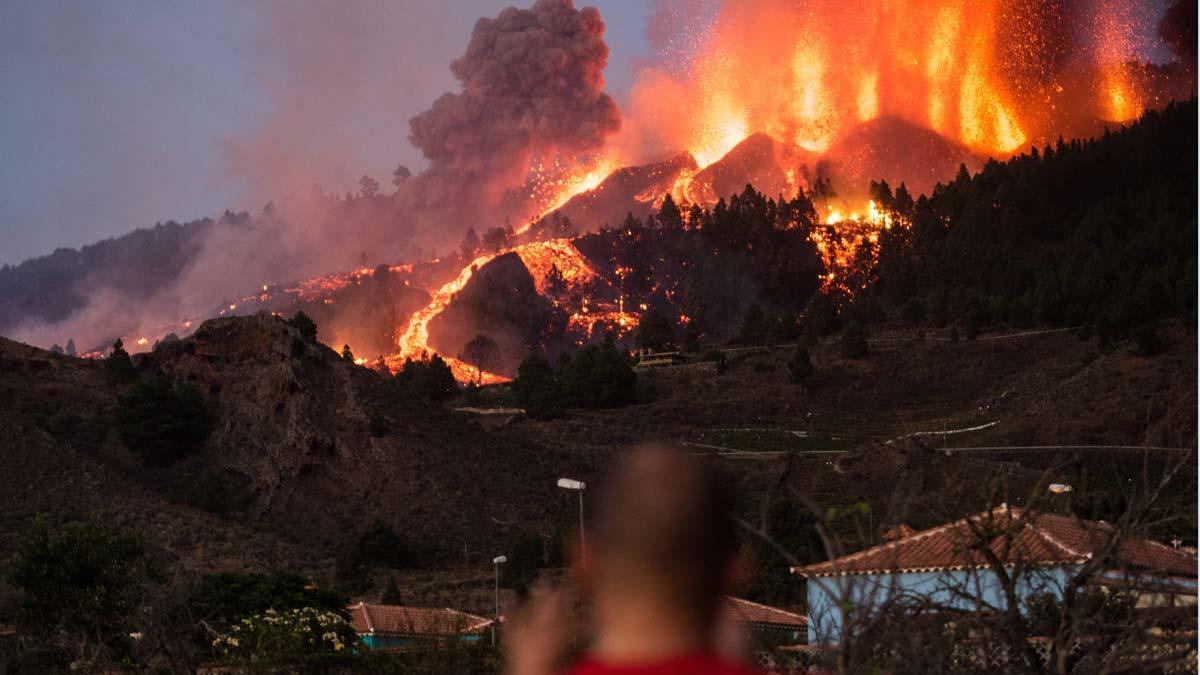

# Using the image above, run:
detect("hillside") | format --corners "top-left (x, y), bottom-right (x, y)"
top-left (0, 315), bottom-right (593, 580)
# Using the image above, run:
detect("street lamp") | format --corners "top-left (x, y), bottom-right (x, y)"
top-left (557, 478), bottom-right (587, 563)
top-left (492, 555), bottom-right (507, 646)
top-left (1048, 483), bottom-right (1073, 495)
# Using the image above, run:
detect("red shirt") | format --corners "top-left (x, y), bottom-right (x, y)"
top-left (567, 653), bottom-right (760, 675)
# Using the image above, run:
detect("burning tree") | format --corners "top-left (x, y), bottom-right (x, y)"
top-left (459, 334), bottom-right (500, 385)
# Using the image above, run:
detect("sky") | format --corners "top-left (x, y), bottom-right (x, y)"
top-left (0, 1), bottom-right (656, 266)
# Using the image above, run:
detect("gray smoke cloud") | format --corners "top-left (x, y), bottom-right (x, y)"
top-left (402, 0), bottom-right (621, 228)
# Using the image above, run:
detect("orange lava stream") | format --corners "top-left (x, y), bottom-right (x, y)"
top-left (386, 238), bottom-right (599, 384)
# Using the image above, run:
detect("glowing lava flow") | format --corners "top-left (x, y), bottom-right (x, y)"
top-left (386, 239), bottom-right (599, 383)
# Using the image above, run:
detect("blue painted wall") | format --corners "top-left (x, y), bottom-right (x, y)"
top-left (804, 565), bottom-right (1077, 644)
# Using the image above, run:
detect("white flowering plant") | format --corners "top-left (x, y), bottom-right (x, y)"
top-left (211, 607), bottom-right (359, 661)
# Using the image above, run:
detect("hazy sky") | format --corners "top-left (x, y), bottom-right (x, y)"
top-left (0, 1), bottom-right (655, 265)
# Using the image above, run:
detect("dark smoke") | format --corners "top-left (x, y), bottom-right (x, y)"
top-left (403, 0), bottom-right (621, 229)
top-left (1160, 0), bottom-right (1198, 64)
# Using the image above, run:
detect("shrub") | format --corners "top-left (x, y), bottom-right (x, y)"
top-left (289, 311), bottom-right (318, 341)
top-left (8, 517), bottom-right (152, 664)
top-left (787, 344), bottom-right (814, 383)
top-left (104, 338), bottom-right (136, 384)
top-left (558, 338), bottom-right (636, 409)
top-left (357, 519), bottom-right (409, 568)
top-left (116, 376), bottom-right (212, 467)
top-left (396, 355), bottom-right (458, 401)
top-left (211, 607), bottom-right (358, 662)
top-left (511, 353), bottom-right (565, 418)
top-left (840, 320), bottom-right (869, 358)
top-left (190, 571), bottom-right (347, 625)
top-left (635, 308), bottom-right (675, 352)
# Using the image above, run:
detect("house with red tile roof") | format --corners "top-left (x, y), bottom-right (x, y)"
top-left (348, 603), bottom-right (494, 651)
top-left (723, 596), bottom-right (809, 645)
top-left (791, 505), bottom-right (1197, 644)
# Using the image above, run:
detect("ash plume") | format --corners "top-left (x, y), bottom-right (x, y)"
top-left (402, 0), bottom-right (621, 230)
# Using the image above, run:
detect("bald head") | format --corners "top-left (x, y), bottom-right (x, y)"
top-left (591, 445), bottom-right (738, 623)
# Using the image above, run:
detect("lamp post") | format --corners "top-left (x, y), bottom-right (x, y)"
top-left (557, 478), bottom-right (587, 564)
top-left (492, 555), bottom-right (506, 646)
top-left (1048, 483), bottom-right (1073, 495)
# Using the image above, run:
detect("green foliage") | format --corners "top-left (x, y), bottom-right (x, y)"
top-left (104, 338), bottom-right (136, 383)
top-left (737, 304), bottom-right (771, 345)
top-left (116, 375), bottom-right (212, 467)
top-left (212, 607), bottom-right (358, 662)
top-left (7, 517), bottom-right (151, 660)
top-left (634, 307), bottom-right (675, 352)
top-left (787, 344), bottom-right (814, 383)
top-left (396, 354), bottom-right (458, 401)
top-left (840, 320), bottom-right (869, 358)
top-left (190, 571), bottom-right (347, 625)
top-left (511, 353), bottom-right (565, 419)
top-left (557, 338), bottom-right (637, 409)
top-left (873, 101), bottom-right (1196, 339)
top-left (290, 311), bottom-right (318, 341)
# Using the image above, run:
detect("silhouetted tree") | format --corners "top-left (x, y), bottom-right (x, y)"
top-left (461, 227), bottom-right (480, 261)
top-left (391, 165), bottom-right (412, 187)
top-left (459, 334), bottom-right (500, 384)
top-left (65, 339), bottom-right (77, 357)
top-left (341, 344), bottom-right (355, 362)
top-left (737, 304), bottom-right (771, 345)
top-left (788, 344), bottom-right (815, 382)
top-left (396, 355), bottom-right (458, 401)
top-left (381, 578), bottom-right (403, 605)
top-left (482, 226), bottom-right (510, 252)
top-left (289, 311), bottom-right (318, 341)
top-left (658, 193), bottom-right (684, 230)
top-left (104, 338), bottom-right (135, 384)
top-left (841, 320), bottom-right (869, 358)
top-left (358, 175), bottom-right (381, 198)
top-left (116, 376), bottom-right (211, 467)
top-left (635, 308), bottom-right (675, 352)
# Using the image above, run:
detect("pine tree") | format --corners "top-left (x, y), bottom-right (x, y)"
top-left (658, 194), bottom-right (684, 230)
top-left (461, 227), bottom-right (480, 261)
top-left (381, 578), bottom-right (403, 605)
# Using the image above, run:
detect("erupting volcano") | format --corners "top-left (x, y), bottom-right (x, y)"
top-left (25, 0), bottom-right (1192, 386)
